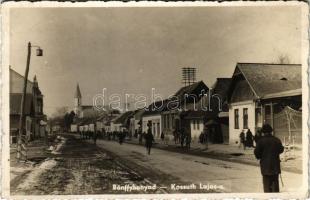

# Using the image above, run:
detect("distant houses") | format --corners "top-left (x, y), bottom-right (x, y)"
top-left (183, 78), bottom-right (232, 143)
top-left (227, 63), bottom-right (302, 145)
top-left (160, 81), bottom-right (209, 141)
top-left (10, 68), bottom-right (46, 143)
top-left (68, 63), bottom-right (302, 146)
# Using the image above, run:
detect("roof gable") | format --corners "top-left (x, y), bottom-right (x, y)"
top-left (10, 68), bottom-right (33, 94)
top-left (237, 63), bottom-right (301, 99)
top-left (228, 63), bottom-right (301, 102)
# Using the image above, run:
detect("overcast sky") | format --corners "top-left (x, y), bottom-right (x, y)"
top-left (9, 5), bottom-right (302, 117)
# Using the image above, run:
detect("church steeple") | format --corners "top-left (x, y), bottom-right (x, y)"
top-left (33, 75), bottom-right (38, 88)
top-left (74, 83), bottom-right (82, 99)
top-left (74, 83), bottom-right (82, 116)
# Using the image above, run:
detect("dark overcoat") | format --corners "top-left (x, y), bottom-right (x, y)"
top-left (254, 135), bottom-right (284, 175)
top-left (145, 129), bottom-right (154, 147)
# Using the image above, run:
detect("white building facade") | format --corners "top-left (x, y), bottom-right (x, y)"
top-left (142, 114), bottom-right (162, 139)
top-left (228, 100), bottom-right (256, 145)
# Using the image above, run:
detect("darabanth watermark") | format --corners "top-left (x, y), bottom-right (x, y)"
top-left (93, 88), bottom-right (223, 112)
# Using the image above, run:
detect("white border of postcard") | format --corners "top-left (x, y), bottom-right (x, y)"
top-left (1, 1), bottom-right (309, 199)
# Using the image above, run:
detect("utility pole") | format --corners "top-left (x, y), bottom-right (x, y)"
top-left (17, 42), bottom-right (43, 161)
top-left (17, 42), bottom-right (31, 160)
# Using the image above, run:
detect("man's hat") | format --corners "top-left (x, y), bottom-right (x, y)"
top-left (261, 124), bottom-right (273, 133)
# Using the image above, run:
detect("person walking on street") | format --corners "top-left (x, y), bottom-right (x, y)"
top-left (254, 124), bottom-right (284, 193)
top-left (138, 132), bottom-right (143, 144)
top-left (118, 131), bottom-right (125, 145)
top-left (239, 130), bottom-right (246, 150)
top-left (180, 133), bottom-right (185, 148)
top-left (173, 130), bottom-right (178, 144)
top-left (145, 125), bottom-right (154, 155)
top-left (93, 131), bottom-right (98, 145)
top-left (160, 131), bottom-right (165, 142)
top-left (246, 129), bottom-right (254, 148)
top-left (185, 133), bottom-right (191, 150)
top-left (204, 126), bottom-right (209, 149)
top-left (254, 128), bottom-right (262, 146)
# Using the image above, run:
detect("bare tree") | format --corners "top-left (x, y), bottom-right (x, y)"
top-left (50, 106), bottom-right (69, 119)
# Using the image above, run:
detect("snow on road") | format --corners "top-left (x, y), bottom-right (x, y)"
top-left (96, 140), bottom-right (304, 193)
top-left (51, 136), bottom-right (67, 154)
top-left (16, 158), bottom-right (58, 191)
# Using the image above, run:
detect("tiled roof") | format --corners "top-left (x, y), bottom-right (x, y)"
top-left (114, 111), bottom-right (134, 126)
top-left (212, 78), bottom-right (232, 99)
top-left (174, 81), bottom-right (209, 103)
top-left (197, 78), bottom-right (232, 112)
top-left (237, 63), bottom-right (301, 99)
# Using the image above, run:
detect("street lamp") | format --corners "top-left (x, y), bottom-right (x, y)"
top-left (17, 42), bottom-right (43, 160)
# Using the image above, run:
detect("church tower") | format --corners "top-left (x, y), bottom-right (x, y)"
top-left (74, 83), bottom-right (82, 116)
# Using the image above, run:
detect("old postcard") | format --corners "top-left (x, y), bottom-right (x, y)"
top-left (1, 1), bottom-right (309, 199)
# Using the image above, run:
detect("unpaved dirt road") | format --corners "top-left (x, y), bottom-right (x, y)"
top-left (11, 133), bottom-right (304, 195)
top-left (11, 134), bottom-right (178, 195)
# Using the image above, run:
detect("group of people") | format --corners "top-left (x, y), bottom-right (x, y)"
top-left (170, 129), bottom-right (192, 149)
top-left (79, 130), bottom-right (99, 144)
top-left (239, 129), bottom-right (256, 149)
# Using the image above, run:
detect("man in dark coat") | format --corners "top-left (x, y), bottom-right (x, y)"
top-left (118, 131), bottom-right (124, 145)
top-left (254, 128), bottom-right (262, 146)
top-left (254, 124), bottom-right (284, 193)
top-left (245, 129), bottom-right (254, 148)
top-left (145, 126), bottom-right (154, 155)
top-left (239, 130), bottom-right (246, 150)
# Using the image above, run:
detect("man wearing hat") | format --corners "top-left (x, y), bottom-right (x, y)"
top-left (145, 121), bottom-right (154, 155)
top-left (254, 124), bottom-right (284, 193)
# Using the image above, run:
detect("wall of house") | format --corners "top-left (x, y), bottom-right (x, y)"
top-left (162, 111), bottom-right (179, 138)
top-left (96, 121), bottom-right (103, 132)
top-left (71, 124), bottom-right (78, 132)
top-left (229, 101), bottom-right (255, 145)
top-left (110, 122), bottom-right (122, 132)
top-left (142, 115), bottom-right (161, 138)
top-left (190, 119), bottom-right (204, 141)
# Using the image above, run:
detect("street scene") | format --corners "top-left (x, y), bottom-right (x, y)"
top-left (6, 3), bottom-right (307, 197)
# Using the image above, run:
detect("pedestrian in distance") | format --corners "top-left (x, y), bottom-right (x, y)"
top-left (93, 131), bottom-right (98, 145)
top-left (138, 131), bottom-right (143, 144)
top-left (254, 124), bottom-right (284, 193)
top-left (239, 130), bottom-right (246, 150)
top-left (185, 133), bottom-right (191, 150)
top-left (145, 125), bottom-right (154, 155)
top-left (203, 126), bottom-right (209, 149)
top-left (118, 131), bottom-right (124, 145)
top-left (199, 131), bottom-right (204, 144)
top-left (254, 128), bottom-right (262, 147)
top-left (160, 131), bottom-right (165, 142)
top-left (108, 131), bottom-right (111, 140)
top-left (173, 130), bottom-right (177, 144)
top-left (246, 129), bottom-right (254, 148)
top-left (180, 133), bottom-right (185, 148)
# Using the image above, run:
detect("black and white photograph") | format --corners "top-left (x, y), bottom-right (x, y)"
top-left (1, 2), bottom-right (308, 198)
